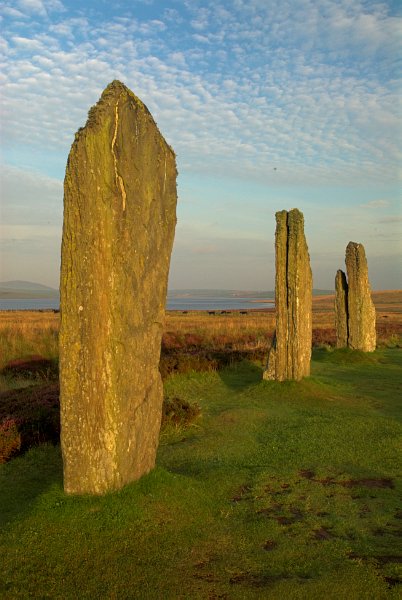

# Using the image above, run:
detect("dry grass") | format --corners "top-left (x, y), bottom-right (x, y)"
top-left (0, 311), bottom-right (59, 370)
top-left (164, 289), bottom-right (402, 349)
top-left (0, 290), bottom-right (401, 370)
top-left (164, 310), bottom-right (275, 351)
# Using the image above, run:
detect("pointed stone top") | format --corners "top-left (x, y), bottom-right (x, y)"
top-left (275, 208), bottom-right (304, 226)
top-left (72, 80), bottom-right (174, 157)
top-left (86, 80), bottom-right (149, 129)
top-left (346, 241), bottom-right (365, 252)
top-left (276, 208), bottom-right (304, 217)
top-left (100, 80), bottom-right (144, 105)
top-left (346, 241), bottom-right (367, 263)
top-left (105, 79), bottom-right (129, 92)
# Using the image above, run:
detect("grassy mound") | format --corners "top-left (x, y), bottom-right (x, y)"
top-left (312, 347), bottom-right (382, 364)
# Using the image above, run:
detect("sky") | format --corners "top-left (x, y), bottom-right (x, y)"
top-left (1, 0), bottom-right (401, 291)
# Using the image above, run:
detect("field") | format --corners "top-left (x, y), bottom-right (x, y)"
top-left (0, 290), bottom-right (401, 374)
top-left (0, 291), bottom-right (401, 598)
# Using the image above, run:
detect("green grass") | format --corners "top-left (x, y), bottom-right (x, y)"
top-left (1, 350), bottom-right (401, 599)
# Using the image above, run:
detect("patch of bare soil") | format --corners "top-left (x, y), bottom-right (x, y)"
top-left (311, 475), bottom-right (394, 489)
top-left (341, 478), bottom-right (394, 489)
top-left (313, 527), bottom-right (334, 540)
top-left (262, 540), bottom-right (278, 551)
top-left (257, 503), bottom-right (304, 525)
top-left (299, 468), bottom-right (315, 480)
top-left (229, 572), bottom-right (284, 587)
top-left (231, 483), bottom-right (252, 503)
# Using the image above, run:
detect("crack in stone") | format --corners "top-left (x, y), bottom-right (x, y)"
top-left (112, 101), bottom-right (127, 211)
top-left (163, 154), bottom-right (167, 195)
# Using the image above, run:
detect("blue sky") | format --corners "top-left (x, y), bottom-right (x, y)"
top-left (1, 0), bottom-right (401, 290)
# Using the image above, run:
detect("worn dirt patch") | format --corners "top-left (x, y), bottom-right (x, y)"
top-left (375, 555), bottom-right (402, 565)
top-left (313, 527), bottom-right (334, 540)
top-left (257, 504), bottom-right (304, 525)
top-left (229, 572), bottom-right (283, 587)
top-left (342, 478), bottom-right (394, 489)
top-left (276, 516), bottom-right (295, 525)
top-left (373, 527), bottom-right (386, 537)
top-left (231, 484), bottom-right (252, 503)
top-left (358, 505), bottom-right (371, 518)
top-left (349, 552), bottom-right (402, 565)
top-left (299, 469), bottom-right (315, 480)
top-left (384, 576), bottom-right (402, 588)
top-left (262, 540), bottom-right (278, 551)
top-left (315, 476), bottom-right (394, 489)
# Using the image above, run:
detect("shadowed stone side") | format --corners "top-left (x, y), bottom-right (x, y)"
top-left (264, 209), bottom-right (312, 381)
top-left (59, 81), bottom-right (177, 494)
top-left (335, 269), bottom-right (348, 348)
top-left (345, 242), bottom-right (376, 352)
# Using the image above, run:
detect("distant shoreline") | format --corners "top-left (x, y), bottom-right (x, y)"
top-left (1, 288), bottom-right (400, 313)
top-left (0, 297), bottom-right (276, 312)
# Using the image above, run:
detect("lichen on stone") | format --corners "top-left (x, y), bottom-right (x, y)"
top-left (264, 208), bottom-right (312, 382)
top-left (60, 81), bottom-right (177, 495)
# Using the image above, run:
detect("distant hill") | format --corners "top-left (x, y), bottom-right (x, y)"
top-left (0, 281), bottom-right (59, 299)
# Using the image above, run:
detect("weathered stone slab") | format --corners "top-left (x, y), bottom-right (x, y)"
top-left (59, 81), bottom-right (177, 494)
top-left (335, 269), bottom-right (348, 348)
top-left (345, 242), bottom-right (376, 352)
top-left (264, 209), bottom-right (312, 381)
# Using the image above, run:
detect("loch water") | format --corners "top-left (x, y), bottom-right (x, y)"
top-left (0, 297), bottom-right (274, 312)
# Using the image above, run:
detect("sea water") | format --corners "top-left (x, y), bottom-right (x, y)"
top-left (0, 297), bottom-right (274, 312)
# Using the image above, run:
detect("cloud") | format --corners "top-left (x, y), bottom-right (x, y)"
top-left (1, 0), bottom-right (401, 289)
top-left (359, 199), bottom-right (391, 208)
top-left (0, 165), bottom-right (62, 226)
top-left (2, 0), bottom-right (400, 188)
top-left (16, 0), bottom-right (47, 17)
top-left (170, 232), bottom-right (274, 289)
top-left (191, 244), bottom-right (219, 255)
top-left (378, 216), bottom-right (402, 224)
top-left (1, 6), bottom-right (27, 18)
top-left (15, 0), bottom-right (64, 17)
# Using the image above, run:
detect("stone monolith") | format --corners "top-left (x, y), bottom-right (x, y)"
top-left (335, 269), bottom-right (348, 348)
top-left (345, 242), bottom-right (376, 351)
top-left (59, 80), bottom-right (177, 494)
top-left (263, 209), bottom-right (312, 381)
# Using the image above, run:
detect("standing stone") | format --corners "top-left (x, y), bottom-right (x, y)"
top-left (59, 81), bottom-right (177, 494)
top-left (345, 242), bottom-right (376, 352)
top-left (264, 209), bottom-right (312, 381)
top-left (335, 269), bottom-right (348, 348)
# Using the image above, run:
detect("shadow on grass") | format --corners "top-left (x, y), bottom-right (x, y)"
top-left (312, 347), bottom-right (381, 364)
top-left (0, 443), bottom-right (63, 528)
top-left (218, 360), bottom-right (263, 391)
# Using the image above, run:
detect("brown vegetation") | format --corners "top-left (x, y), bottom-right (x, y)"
top-left (0, 290), bottom-right (401, 374)
top-left (0, 382), bottom-right (200, 462)
top-left (0, 383), bottom-right (60, 463)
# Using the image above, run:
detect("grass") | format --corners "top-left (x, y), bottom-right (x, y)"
top-left (1, 349), bottom-right (401, 598)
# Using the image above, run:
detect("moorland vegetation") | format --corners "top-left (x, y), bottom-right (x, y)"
top-left (0, 291), bottom-right (401, 597)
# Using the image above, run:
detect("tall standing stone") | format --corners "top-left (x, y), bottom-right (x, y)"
top-left (59, 81), bottom-right (177, 494)
top-left (335, 269), bottom-right (348, 348)
top-left (345, 242), bottom-right (376, 351)
top-left (264, 209), bottom-right (312, 381)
